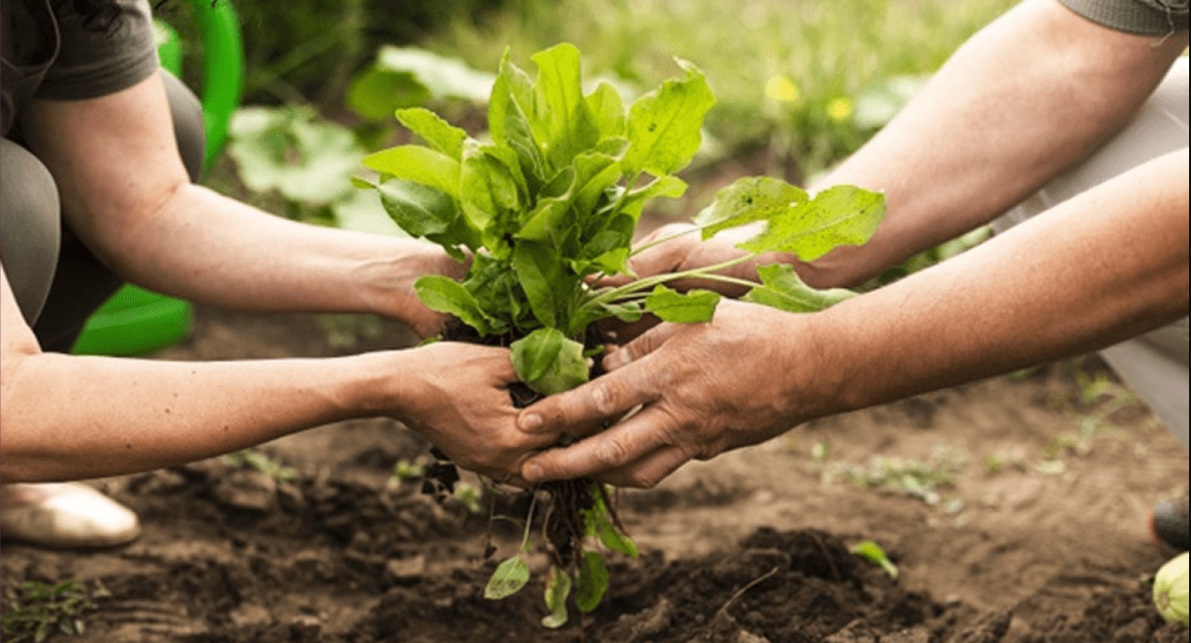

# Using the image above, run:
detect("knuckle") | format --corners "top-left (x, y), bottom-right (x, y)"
top-left (595, 436), bottom-right (632, 468)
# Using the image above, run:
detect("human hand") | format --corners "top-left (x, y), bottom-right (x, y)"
top-left (597, 223), bottom-right (800, 342)
top-left (389, 341), bottom-right (558, 483)
top-left (386, 244), bottom-right (471, 339)
top-left (517, 299), bottom-right (816, 488)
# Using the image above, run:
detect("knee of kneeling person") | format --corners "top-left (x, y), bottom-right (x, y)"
top-left (0, 139), bottom-right (61, 324)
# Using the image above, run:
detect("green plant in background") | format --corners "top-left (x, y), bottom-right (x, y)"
top-left (822, 445), bottom-right (967, 507)
top-left (357, 41), bottom-right (884, 627)
top-left (426, 0), bottom-right (1017, 178)
top-left (223, 448), bottom-right (297, 482)
top-left (1, 580), bottom-right (108, 643)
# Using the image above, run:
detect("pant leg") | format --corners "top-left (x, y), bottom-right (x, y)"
top-left (0, 138), bottom-right (62, 323)
top-left (993, 57), bottom-right (1189, 448)
top-left (29, 70), bottom-right (206, 352)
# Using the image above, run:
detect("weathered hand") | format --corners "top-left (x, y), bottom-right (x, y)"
top-left (517, 299), bottom-right (815, 488)
top-left (392, 342), bottom-right (557, 483)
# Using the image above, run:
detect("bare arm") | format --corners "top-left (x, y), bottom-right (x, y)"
top-left (20, 72), bottom-right (463, 337)
top-left (518, 149), bottom-right (1189, 487)
top-left (0, 267), bottom-right (540, 482)
top-left (623, 0), bottom-right (1189, 292)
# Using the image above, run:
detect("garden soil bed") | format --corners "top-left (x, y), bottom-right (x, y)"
top-left (3, 302), bottom-right (1189, 642)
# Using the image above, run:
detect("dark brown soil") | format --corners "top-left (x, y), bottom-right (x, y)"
top-left (2, 301), bottom-right (1188, 642)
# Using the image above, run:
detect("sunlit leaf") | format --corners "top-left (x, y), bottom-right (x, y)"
top-left (541, 565), bottom-right (573, 628)
top-left (644, 285), bottom-right (720, 323)
top-left (484, 555), bottom-right (531, 599)
top-left (742, 264), bottom-right (855, 313)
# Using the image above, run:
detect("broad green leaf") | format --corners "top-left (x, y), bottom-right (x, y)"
top-left (742, 264), bottom-right (855, 313)
top-left (394, 107), bottom-right (467, 159)
top-left (362, 145), bottom-right (460, 198)
top-left (571, 153), bottom-right (625, 223)
top-left (510, 328), bottom-right (588, 396)
top-left (414, 275), bottom-right (500, 336)
top-left (461, 140), bottom-right (525, 235)
top-left (737, 185), bottom-right (885, 261)
top-left (332, 188), bottom-right (406, 237)
top-left (623, 60), bottom-right (715, 177)
top-left (585, 81), bottom-right (626, 139)
top-left (613, 175), bottom-right (688, 225)
top-left (484, 555), bottom-right (531, 599)
top-left (489, 51), bottom-right (547, 189)
top-left (374, 179), bottom-right (458, 238)
top-left (228, 106), bottom-right (361, 205)
top-left (530, 43), bottom-right (602, 171)
top-left (541, 565), bottom-right (573, 629)
top-left (518, 196), bottom-right (574, 246)
top-left (644, 286), bottom-right (721, 323)
top-left (695, 176), bottom-right (809, 239)
top-left (576, 552), bottom-right (609, 613)
top-left (512, 240), bottom-right (570, 328)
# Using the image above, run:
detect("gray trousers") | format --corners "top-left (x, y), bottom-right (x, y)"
top-left (0, 71), bottom-right (204, 352)
top-left (994, 58), bottom-right (1189, 448)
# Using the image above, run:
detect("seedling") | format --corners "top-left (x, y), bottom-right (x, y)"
top-left (1, 580), bottom-right (107, 643)
top-left (357, 42), bottom-right (884, 627)
top-left (223, 448), bottom-right (296, 482)
top-left (850, 540), bottom-right (899, 579)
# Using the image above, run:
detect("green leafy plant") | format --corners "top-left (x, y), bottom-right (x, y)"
top-left (357, 42), bottom-right (885, 627)
top-left (1, 580), bottom-right (107, 643)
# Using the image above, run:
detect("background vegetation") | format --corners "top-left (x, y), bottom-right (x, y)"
top-left (166, 0), bottom-right (1018, 253)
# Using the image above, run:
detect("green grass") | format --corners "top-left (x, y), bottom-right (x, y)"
top-left (423, 0), bottom-right (1018, 176)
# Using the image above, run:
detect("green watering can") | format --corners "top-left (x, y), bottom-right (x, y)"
top-left (71, 0), bottom-right (243, 356)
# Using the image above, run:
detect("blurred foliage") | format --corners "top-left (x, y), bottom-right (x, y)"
top-left (421, 0), bottom-right (1018, 178)
top-left (152, 0), bottom-right (509, 107)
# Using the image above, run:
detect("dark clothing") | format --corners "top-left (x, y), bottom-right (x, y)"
top-left (1060, 0), bottom-right (1190, 34)
top-left (0, 1), bottom-right (202, 351)
top-left (1, 0), bottom-right (159, 137)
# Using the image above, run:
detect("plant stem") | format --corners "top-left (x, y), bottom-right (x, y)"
top-left (584, 253), bottom-right (757, 310)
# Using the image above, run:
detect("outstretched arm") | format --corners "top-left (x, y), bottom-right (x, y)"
top-left (622, 0), bottom-right (1189, 294)
top-left (20, 71), bottom-right (463, 338)
top-left (0, 268), bottom-right (540, 483)
top-left (518, 149), bottom-right (1189, 488)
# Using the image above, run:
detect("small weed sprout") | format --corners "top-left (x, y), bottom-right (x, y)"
top-left (223, 448), bottom-right (296, 482)
top-left (1, 580), bottom-right (108, 643)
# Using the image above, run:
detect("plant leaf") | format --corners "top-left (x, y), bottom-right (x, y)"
top-left (623, 59), bottom-right (715, 177)
top-left (541, 565), bottom-right (573, 629)
top-left (737, 184), bottom-right (885, 261)
top-left (510, 328), bottom-right (589, 396)
top-left (461, 140), bottom-right (526, 238)
top-left (644, 285), bottom-right (721, 323)
top-left (742, 264), bottom-right (856, 313)
top-left (585, 80), bottom-right (626, 140)
top-left (530, 43), bottom-right (602, 172)
top-left (484, 555), bottom-right (531, 599)
top-left (576, 552), bottom-right (609, 613)
top-left (374, 179), bottom-right (458, 239)
top-left (512, 240), bottom-right (572, 328)
top-left (414, 275), bottom-right (499, 336)
top-left (346, 65), bottom-right (430, 121)
top-left (394, 107), bottom-right (468, 159)
top-left (850, 540), bottom-right (899, 579)
top-left (695, 176), bottom-right (809, 240)
top-left (362, 145), bottom-right (461, 198)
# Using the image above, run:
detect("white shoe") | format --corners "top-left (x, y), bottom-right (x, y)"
top-left (0, 482), bottom-right (141, 548)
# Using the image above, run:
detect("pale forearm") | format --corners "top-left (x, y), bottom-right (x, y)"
top-left (106, 184), bottom-right (453, 318)
top-left (0, 351), bottom-right (391, 482)
top-left (800, 150), bottom-right (1189, 419)
top-left (801, 0), bottom-right (1188, 288)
